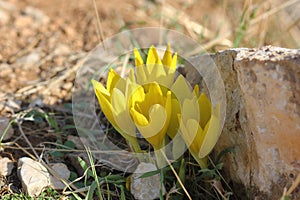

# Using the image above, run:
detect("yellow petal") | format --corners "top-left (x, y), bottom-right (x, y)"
top-left (147, 82), bottom-right (163, 101)
top-left (198, 93), bottom-right (212, 129)
top-left (171, 75), bottom-right (193, 104)
top-left (179, 118), bottom-right (203, 155)
top-left (145, 46), bottom-right (162, 78)
top-left (198, 114), bottom-right (220, 158)
top-left (111, 88), bottom-right (126, 114)
top-left (135, 65), bottom-right (147, 84)
top-left (135, 104), bottom-right (167, 148)
top-left (193, 84), bottom-right (200, 97)
top-left (149, 64), bottom-right (167, 84)
top-left (130, 106), bottom-right (149, 126)
top-left (140, 83), bottom-right (164, 115)
top-left (187, 119), bottom-right (205, 156)
top-left (111, 88), bottom-right (136, 137)
top-left (162, 44), bottom-right (173, 67)
top-left (146, 46), bottom-right (162, 66)
top-left (92, 81), bottom-right (116, 127)
top-left (165, 90), bottom-right (172, 128)
top-left (107, 69), bottom-right (125, 94)
top-left (167, 98), bottom-right (181, 138)
top-left (91, 79), bottom-right (110, 99)
top-left (170, 53), bottom-right (177, 70)
top-left (181, 97), bottom-right (199, 124)
top-left (134, 48), bottom-right (144, 67)
top-left (128, 68), bottom-right (136, 83)
top-left (128, 84), bottom-right (145, 108)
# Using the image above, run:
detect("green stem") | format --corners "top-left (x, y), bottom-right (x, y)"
top-left (154, 148), bottom-right (166, 168)
top-left (127, 138), bottom-right (147, 162)
top-left (191, 151), bottom-right (208, 169)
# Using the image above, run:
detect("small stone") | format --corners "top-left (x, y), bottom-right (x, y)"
top-left (0, 157), bottom-right (14, 176)
top-left (62, 82), bottom-right (73, 91)
top-left (0, 0), bottom-right (17, 11)
top-left (49, 163), bottom-right (70, 190)
top-left (29, 98), bottom-right (44, 108)
top-left (54, 44), bottom-right (71, 56)
top-left (0, 63), bottom-right (13, 77)
top-left (0, 9), bottom-right (9, 24)
top-left (3, 100), bottom-right (21, 112)
top-left (16, 51), bottom-right (41, 67)
top-left (24, 6), bottom-right (49, 25)
top-left (18, 157), bottom-right (50, 197)
top-left (64, 26), bottom-right (76, 37)
top-left (0, 117), bottom-right (14, 141)
top-left (130, 162), bottom-right (166, 200)
top-left (15, 16), bottom-right (33, 28)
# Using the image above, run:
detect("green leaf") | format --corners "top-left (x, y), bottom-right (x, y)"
top-left (78, 157), bottom-right (93, 178)
top-left (85, 181), bottom-right (97, 200)
top-left (69, 171), bottom-right (78, 181)
top-left (138, 169), bottom-right (161, 178)
top-left (50, 151), bottom-right (64, 158)
top-left (64, 140), bottom-right (75, 149)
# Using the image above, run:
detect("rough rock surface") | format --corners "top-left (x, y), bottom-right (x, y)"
top-left (188, 46), bottom-right (300, 199)
top-left (17, 157), bottom-right (50, 197)
top-left (49, 163), bottom-right (70, 190)
top-left (130, 162), bottom-right (166, 200)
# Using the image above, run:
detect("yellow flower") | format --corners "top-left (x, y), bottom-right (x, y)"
top-left (178, 83), bottom-right (221, 168)
top-left (131, 45), bottom-right (176, 149)
top-left (91, 69), bottom-right (141, 153)
top-left (134, 45), bottom-right (177, 88)
top-left (92, 44), bottom-right (178, 151)
top-left (92, 44), bottom-right (221, 169)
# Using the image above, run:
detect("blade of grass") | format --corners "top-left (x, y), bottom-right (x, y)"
top-left (85, 145), bottom-right (104, 200)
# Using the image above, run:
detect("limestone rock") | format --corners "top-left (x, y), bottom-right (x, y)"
top-left (49, 163), bottom-right (70, 190)
top-left (130, 162), bottom-right (166, 200)
top-left (189, 46), bottom-right (300, 199)
top-left (17, 157), bottom-right (50, 197)
top-left (0, 157), bottom-right (14, 176)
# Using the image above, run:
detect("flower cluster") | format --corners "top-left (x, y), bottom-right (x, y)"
top-left (92, 45), bottom-right (220, 168)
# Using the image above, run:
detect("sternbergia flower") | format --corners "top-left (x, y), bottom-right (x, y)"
top-left (179, 84), bottom-right (220, 168)
top-left (130, 45), bottom-right (176, 150)
top-left (92, 44), bottom-right (221, 169)
top-left (91, 69), bottom-right (142, 153)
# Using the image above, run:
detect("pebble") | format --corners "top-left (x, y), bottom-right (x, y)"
top-left (0, 9), bottom-right (9, 24)
top-left (49, 163), bottom-right (70, 190)
top-left (0, 0), bottom-right (17, 11)
top-left (14, 16), bottom-right (33, 28)
top-left (24, 6), bottom-right (50, 25)
top-left (16, 51), bottom-right (41, 67)
top-left (0, 63), bottom-right (13, 77)
top-left (17, 157), bottom-right (50, 197)
top-left (0, 157), bottom-right (14, 176)
top-left (130, 162), bottom-right (166, 200)
top-left (54, 44), bottom-right (71, 56)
